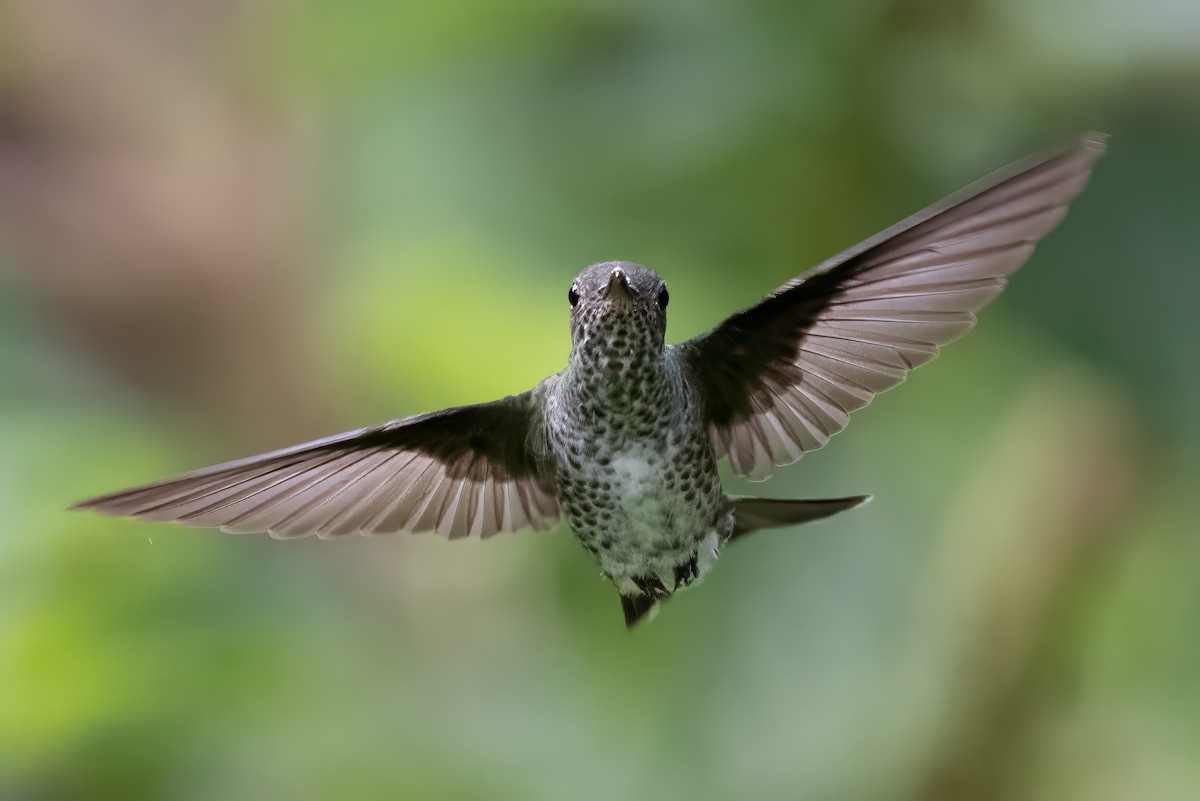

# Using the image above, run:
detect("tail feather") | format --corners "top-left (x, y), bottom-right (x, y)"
top-left (730, 495), bottom-right (870, 541)
top-left (620, 594), bottom-right (661, 629)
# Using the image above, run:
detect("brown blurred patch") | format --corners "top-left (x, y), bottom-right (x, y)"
top-left (911, 369), bottom-right (1143, 801)
top-left (0, 0), bottom-right (325, 446)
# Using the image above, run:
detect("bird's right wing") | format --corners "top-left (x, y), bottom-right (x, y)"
top-left (74, 387), bottom-right (560, 540)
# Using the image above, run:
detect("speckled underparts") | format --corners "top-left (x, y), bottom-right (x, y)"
top-left (545, 264), bottom-right (731, 607)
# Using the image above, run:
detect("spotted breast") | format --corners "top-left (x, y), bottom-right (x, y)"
top-left (545, 263), bottom-right (732, 607)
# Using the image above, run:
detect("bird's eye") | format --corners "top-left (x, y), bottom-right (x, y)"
top-left (568, 283), bottom-right (580, 308)
top-left (657, 284), bottom-right (669, 310)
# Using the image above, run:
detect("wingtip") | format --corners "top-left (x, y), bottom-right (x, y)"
top-left (1078, 131), bottom-right (1110, 151)
top-left (1072, 132), bottom-right (1109, 166)
top-left (69, 489), bottom-right (152, 518)
top-left (69, 494), bottom-right (112, 513)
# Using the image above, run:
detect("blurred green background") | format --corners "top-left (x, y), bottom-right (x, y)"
top-left (2, 1), bottom-right (1198, 799)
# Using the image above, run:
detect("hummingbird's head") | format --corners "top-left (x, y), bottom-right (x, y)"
top-left (567, 261), bottom-right (669, 356)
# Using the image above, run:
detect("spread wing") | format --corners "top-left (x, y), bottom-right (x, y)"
top-left (74, 389), bottom-right (560, 539)
top-left (675, 133), bottom-right (1107, 479)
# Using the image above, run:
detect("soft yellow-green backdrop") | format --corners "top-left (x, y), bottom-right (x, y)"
top-left (2, 1), bottom-right (1198, 799)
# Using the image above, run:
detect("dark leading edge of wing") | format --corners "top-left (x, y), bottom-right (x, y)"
top-left (677, 133), bottom-right (1107, 479)
top-left (74, 390), bottom-right (559, 539)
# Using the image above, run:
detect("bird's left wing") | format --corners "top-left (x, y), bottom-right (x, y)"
top-left (674, 133), bottom-right (1106, 479)
top-left (74, 388), bottom-right (559, 539)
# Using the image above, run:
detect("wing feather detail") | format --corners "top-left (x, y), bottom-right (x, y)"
top-left (677, 133), bottom-right (1106, 478)
top-left (74, 390), bottom-right (560, 539)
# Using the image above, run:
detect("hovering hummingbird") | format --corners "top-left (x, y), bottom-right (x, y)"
top-left (75, 133), bottom-right (1107, 628)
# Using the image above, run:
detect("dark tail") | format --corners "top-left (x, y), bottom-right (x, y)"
top-left (729, 495), bottom-right (871, 542)
top-left (621, 594), bottom-right (661, 629)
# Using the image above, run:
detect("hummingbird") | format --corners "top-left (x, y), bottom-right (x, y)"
top-left (75, 133), bottom-right (1107, 628)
